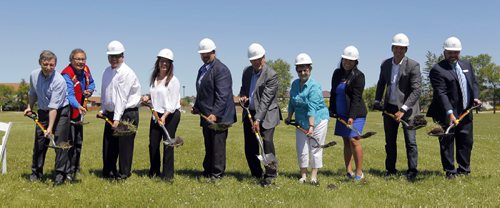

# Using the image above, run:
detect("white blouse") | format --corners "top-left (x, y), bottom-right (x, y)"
top-left (150, 75), bottom-right (181, 114)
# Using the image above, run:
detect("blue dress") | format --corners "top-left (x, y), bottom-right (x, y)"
top-left (334, 82), bottom-right (366, 138)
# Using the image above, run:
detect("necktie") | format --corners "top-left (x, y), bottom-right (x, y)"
top-left (454, 64), bottom-right (468, 109)
top-left (198, 64), bottom-right (208, 85)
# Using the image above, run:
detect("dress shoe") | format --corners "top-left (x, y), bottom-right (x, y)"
top-left (406, 172), bottom-right (418, 181)
top-left (54, 175), bottom-right (65, 186)
top-left (29, 174), bottom-right (41, 182)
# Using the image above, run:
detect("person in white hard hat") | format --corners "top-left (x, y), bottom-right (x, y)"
top-left (98, 40), bottom-right (142, 180)
top-left (427, 36), bottom-right (481, 179)
top-left (329, 46), bottom-right (367, 181)
top-left (141, 48), bottom-right (181, 182)
top-left (24, 50), bottom-right (71, 186)
top-left (191, 38), bottom-right (236, 181)
top-left (239, 43), bottom-right (280, 186)
top-left (61, 48), bottom-right (96, 181)
top-left (373, 33), bottom-right (422, 181)
top-left (285, 53), bottom-right (329, 186)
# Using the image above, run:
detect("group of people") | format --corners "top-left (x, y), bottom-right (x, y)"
top-left (24, 33), bottom-right (481, 186)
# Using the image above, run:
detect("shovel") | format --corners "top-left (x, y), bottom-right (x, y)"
top-left (239, 101), bottom-right (278, 170)
top-left (70, 98), bottom-right (90, 126)
top-left (142, 102), bottom-right (184, 147)
top-left (428, 105), bottom-right (481, 137)
top-left (383, 111), bottom-right (427, 130)
top-left (200, 114), bottom-right (231, 131)
top-left (285, 120), bottom-right (337, 148)
top-left (336, 117), bottom-right (376, 139)
top-left (25, 112), bottom-right (72, 150)
top-left (96, 114), bottom-right (137, 136)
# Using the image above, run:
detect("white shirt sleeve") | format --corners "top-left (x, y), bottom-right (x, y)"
top-left (165, 77), bottom-right (181, 113)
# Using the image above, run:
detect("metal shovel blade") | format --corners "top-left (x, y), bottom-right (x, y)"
top-left (320, 140), bottom-right (337, 148)
top-left (257, 153), bottom-right (277, 170)
top-left (360, 131), bottom-right (377, 139)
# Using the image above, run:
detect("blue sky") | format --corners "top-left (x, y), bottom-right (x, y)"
top-left (1, 0), bottom-right (498, 96)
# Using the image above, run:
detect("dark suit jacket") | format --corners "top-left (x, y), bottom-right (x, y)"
top-left (329, 67), bottom-right (367, 119)
top-left (426, 59), bottom-right (479, 124)
top-left (239, 64), bottom-right (281, 129)
top-left (194, 58), bottom-right (237, 127)
top-left (375, 57), bottom-right (421, 118)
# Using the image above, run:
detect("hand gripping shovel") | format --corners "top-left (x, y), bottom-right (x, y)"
top-left (25, 112), bottom-right (72, 150)
top-left (383, 111), bottom-right (427, 130)
top-left (96, 114), bottom-right (137, 136)
top-left (142, 102), bottom-right (184, 147)
top-left (285, 120), bottom-right (337, 148)
top-left (239, 101), bottom-right (278, 170)
top-left (336, 117), bottom-right (376, 139)
top-left (200, 114), bottom-right (231, 131)
top-left (70, 98), bottom-right (90, 126)
top-left (428, 105), bottom-right (481, 137)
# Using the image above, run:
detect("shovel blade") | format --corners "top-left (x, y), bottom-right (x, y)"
top-left (360, 132), bottom-right (377, 139)
top-left (257, 153), bottom-right (278, 169)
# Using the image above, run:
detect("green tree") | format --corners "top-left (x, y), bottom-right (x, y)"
top-left (16, 79), bottom-right (29, 110)
top-left (421, 51), bottom-right (444, 111)
top-left (267, 59), bottom-right (292, 109)
top-left (363, 84), bottom-right (377, 111)
top-left (0, 85), bottom-right (15, 112)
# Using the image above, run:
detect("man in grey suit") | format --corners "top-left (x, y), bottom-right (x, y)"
top-left (239, 43), bottom-right (280, 186)
top-left (374, 33), bottom-right (421, 181)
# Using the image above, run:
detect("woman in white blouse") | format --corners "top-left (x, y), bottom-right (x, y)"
top-left (142, 48), bottom-right (181, 181)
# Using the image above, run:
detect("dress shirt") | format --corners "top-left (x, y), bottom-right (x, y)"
top-left (150, 75), bottom-right (181, 114)
top-left (101, 63), bottom-right (141, 121)
top-left (29, 68), bottom-right (68, 110)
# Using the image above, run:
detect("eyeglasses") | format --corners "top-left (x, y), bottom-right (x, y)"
top-left (73, 58), bottom-right (86, 62)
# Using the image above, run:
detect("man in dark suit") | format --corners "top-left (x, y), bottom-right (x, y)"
top-left (374, 33), bottom-right (421, 180)
top-left (239, 43), bottom-right (280, 186)
top-left (192, 38), bottom-right (236, 181)
top-left (427, 36), bottom-right (481, 179)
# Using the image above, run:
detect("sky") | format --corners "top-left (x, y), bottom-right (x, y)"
top-left (0, 0), bottom-right (498, 97)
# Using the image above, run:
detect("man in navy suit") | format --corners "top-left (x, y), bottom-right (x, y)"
top-left (192, 38), bottom-right (236, 181)
top-left (427, 36), bottom-right (481, 179)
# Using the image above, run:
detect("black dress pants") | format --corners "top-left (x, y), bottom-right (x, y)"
top-left (102, 108), bottom-right (139, 179)
top-left (31, 106), bottom-right (70, 178)
top-left (148, 110), bottom-right (180, 179)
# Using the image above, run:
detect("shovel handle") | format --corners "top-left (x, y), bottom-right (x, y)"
top-left (97, 114), bottom-right (114, 125)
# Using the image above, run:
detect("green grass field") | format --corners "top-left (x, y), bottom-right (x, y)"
top-left (0, 109), bottom-right (499, 207)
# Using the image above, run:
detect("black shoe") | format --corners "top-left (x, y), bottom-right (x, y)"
top-left (385, 170), bottom-right (398, 178)
top-left (54, 175), bottom-right (65, 186)
top-left (406, 172), bottom-right (417, 181)
top-left (29, 174), bottom-right (41, 182)
top-left (260, 178), bottom-right (273, 187)
top-left (446, 172), bottom-right (457, 180)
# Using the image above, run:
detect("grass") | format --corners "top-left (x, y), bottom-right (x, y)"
top-left (0, 109), bottom-right (499, 207)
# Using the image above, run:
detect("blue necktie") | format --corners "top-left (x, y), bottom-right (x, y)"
top-left (454, 63), bottom-right (468, 109)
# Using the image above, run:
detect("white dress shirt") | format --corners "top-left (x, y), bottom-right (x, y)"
top-left (101, 63), bottom-right (141, 121)
top-left (150, 75), bottom-right (181, 114)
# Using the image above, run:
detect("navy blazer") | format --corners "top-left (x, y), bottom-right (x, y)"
top-left (426, 59), bottom-right (479, 124)
top-left (194, 58), bottom-right (237, 127)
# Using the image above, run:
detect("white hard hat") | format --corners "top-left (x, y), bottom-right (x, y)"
top-left (341, 46), bottom-right (359, 61)
top-left (392, 33), bottom-right (410, 47)
top-left (106, 40), bottom-right (125, 55)
top-left (198, 38), bottom-right (216, 53)
top-left (248, 43), bottom-right (266, 60)
top-left (295, 53), bottom-right (312, 65)
top-left (157, 48), bottom-right (174, 61)
top-left (443, 36), bottom-right (462, 51)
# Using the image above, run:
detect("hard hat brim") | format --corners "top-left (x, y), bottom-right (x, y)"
top-left (392, 43), bottom-right (409, 47)
top-left (107, 50), bottom-right (125, 55)
top-left (341, 55), bottom-right (358, 61)
top-left (444, 47), bottom-right (462, 51)
top-left (248, 54), bottom-right (264, 61)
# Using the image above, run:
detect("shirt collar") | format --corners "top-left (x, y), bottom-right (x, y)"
top-left (392, 57), bottom-right (405, 65)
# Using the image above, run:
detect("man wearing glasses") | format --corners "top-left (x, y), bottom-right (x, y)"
top-left (98, 40), bottom-right (141, 180)
top-left (61, 48), bottom-right (95, 181)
